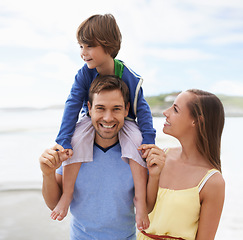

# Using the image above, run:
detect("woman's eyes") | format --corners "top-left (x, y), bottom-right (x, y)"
top-left (174, 106), bottom-right (178, 113)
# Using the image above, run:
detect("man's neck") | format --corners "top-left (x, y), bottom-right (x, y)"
top-left (94, 141), bottom-right (119, 153)
top-left (94, 134), bottom-right (119, 149)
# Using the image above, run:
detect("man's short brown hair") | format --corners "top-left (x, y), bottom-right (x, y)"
top-left (76, 14), bottom-right (122, 58)
top-left (89, 75), bottom-right (129, 107)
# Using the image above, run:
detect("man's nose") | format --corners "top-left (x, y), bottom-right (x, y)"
top-left (103, 110), bottom-right (114, 122)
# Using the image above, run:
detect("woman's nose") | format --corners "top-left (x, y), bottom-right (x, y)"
top-left (163, 108), bottom-right (169, 117)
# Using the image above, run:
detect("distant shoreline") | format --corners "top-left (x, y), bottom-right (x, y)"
top-left (149, 106), bottom-right (243, 118)
top-left (0, 93), bottom-right (243, 117)
top-left (146, 93), bottom-right (243, 117)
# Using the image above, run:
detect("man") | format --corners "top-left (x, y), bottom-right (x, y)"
top-left (39, 75), bottom-right (164, 239)
top-left (40, 75), bottom-right (136, 239)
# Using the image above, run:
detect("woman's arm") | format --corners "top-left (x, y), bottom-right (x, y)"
top-left (196, 173), bottom-right (225, 240)
top-left (139, 144), bottom-right (165, 213)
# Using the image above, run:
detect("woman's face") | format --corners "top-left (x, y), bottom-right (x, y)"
top-left (163, 91), bottom-right (196, 140)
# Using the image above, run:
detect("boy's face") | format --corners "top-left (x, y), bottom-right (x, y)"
top-left (88, 89), bottom-right (129, 148)
top-left (80, 43), bottom-right (113, 74)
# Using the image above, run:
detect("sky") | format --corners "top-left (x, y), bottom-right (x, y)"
top-left (0, 0), bottom-right (243, 108)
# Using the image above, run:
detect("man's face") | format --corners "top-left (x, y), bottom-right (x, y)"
top-left (88, 89), bottom-right (129, 148)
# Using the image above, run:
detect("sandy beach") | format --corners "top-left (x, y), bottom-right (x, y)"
top-left (0, 184), bottom-right (242, 240)
top-left (0, 189), bottom-right (70, 240)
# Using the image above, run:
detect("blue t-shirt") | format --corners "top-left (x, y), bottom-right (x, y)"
top-left (57, 142), bottom-right (136, 240)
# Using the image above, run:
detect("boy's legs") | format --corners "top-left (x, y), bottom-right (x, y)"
top-left (129, 159), bottom-right (149, 230)
top-left (51, 162), bottom-right (81, 221)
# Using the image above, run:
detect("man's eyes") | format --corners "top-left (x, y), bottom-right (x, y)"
top-left (95, 107), bottom-right (122, 111)
top-left (96, 107), bottom-right (104, 110)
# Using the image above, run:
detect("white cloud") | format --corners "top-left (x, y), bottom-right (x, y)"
top-left (207, 34), bottom-right (243, 45)
top-left (38, 52), bottom-right (80, 83)
top-left (145, 48), bottom-right (216, 61)
top-left (0, 0), bottom-right (242, 107)
top-left (210, 80), bottom-right (243, 96)
top-left (0, 73), bottom-right (34, 87)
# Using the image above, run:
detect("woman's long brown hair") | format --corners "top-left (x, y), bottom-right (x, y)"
top-left (186, 89), bottom-right (225, 172)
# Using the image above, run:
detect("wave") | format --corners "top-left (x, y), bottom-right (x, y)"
top-left (0, 181), bottom-right (42, 192)
top-left (0, 105), bottom-right (64, 112)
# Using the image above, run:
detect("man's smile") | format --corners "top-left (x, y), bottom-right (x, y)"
top-left (99, 123), bottom-right (116, 129)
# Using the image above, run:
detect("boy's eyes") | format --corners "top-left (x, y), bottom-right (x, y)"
top-left (80, 45), bottom-right (93, 49)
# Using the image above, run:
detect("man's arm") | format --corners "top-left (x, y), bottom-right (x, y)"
top-left (39, 144), bottom-right (67, 210)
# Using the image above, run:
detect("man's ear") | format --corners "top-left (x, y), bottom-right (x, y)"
top-left (125, 102), bottom-right (130, 117)
top-left (88, 101), bottom-right (92, 113)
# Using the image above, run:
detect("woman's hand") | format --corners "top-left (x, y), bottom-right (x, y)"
top-left (138, 144), bottom-right (166, 178)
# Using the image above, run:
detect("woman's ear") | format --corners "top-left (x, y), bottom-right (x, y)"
top-left (192, 116), bottom-right (203, 126)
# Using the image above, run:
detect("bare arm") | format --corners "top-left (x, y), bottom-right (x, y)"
top-left (139, 144), bottom-right (165, 213)
top-left (39, 144), bottom-right (68, 210)
top-left (196, 173), bottom-right (225, 240)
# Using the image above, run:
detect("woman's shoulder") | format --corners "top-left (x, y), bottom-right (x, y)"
top-left (200, 170), bottom-right (225, 200)
top-left (206, 170), bottom-right (225, 189)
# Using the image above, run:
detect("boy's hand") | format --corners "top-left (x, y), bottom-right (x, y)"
top-left (58, 148), bottom-right (73, 162)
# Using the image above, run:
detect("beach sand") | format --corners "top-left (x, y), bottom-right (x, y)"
top-left (0, 189), bottom-right (70, 240)
top-left (0, 187), bottom-right (241, 240)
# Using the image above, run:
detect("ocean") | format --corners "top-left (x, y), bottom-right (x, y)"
top-left (0, 108), bottom-right (242, 239)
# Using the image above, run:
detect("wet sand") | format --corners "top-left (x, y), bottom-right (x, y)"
top-left (0, 189), bottom-right (70, 240)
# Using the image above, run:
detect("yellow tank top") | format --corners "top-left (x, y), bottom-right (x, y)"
top-left (137, 169), bottom-right (219, 240)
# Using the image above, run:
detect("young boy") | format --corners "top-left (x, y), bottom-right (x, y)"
top-left (52, 14), bottom-right (156, 231)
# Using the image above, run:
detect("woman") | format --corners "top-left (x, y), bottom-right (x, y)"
top-left (137, 89), bottom-right (225, 240)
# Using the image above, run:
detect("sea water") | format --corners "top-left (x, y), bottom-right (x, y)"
top-left (0, 108), bottom-right (242, 238)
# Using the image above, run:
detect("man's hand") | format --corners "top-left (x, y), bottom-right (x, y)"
top-left (39, 144), bottom-right (66, 176)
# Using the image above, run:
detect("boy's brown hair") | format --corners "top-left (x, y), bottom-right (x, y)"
top-left (76, 14), bottom-right (122, 58)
